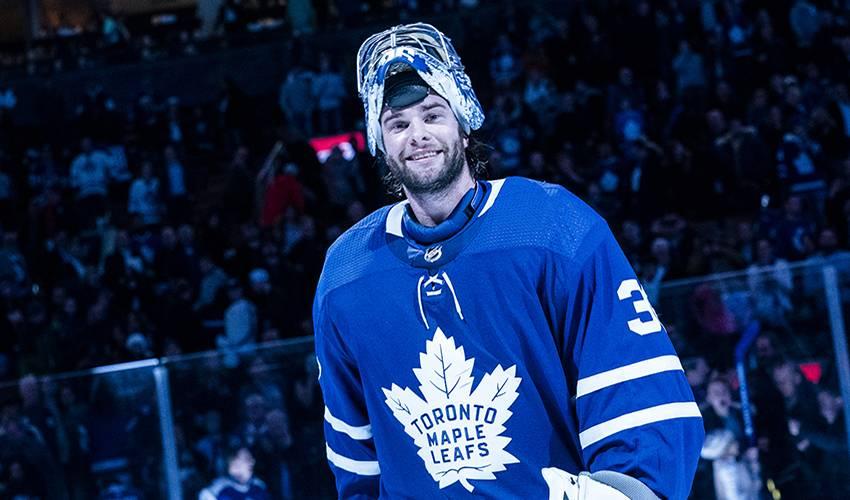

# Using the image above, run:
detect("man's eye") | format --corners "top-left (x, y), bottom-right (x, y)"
top-left (391, 122), bottom-right (407, 131)
top-left (425, 113), bottom-right (440, 122)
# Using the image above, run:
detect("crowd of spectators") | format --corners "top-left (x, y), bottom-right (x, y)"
top-left (0, 343), bottom-right (330, 499)
top-left (686, 336), bottom-right (849, 499)
top-left (1, 0), bottom-right (850, 498)
top-left (0, 0), bottom-right (481, 76)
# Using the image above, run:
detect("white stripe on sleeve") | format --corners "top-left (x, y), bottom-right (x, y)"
top-left (325, 406), bottom-right (373, 440)
top-left (326, 444), bottom-right (381, 476)
top-left (579, 402), bottom-right (702, 449)
top-left (575, 355), bottom-right (684, 399)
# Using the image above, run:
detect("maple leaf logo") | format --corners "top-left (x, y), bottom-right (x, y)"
top-left (382, 327), bottom-right (522, 492)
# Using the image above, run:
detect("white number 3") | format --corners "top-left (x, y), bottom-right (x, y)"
top-left (617, 279), bottom-right (663, 335)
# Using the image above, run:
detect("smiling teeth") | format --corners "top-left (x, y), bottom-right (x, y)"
top-left (411, 151), bottom-right (438, 160)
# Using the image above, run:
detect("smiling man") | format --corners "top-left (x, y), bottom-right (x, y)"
top-left (313, 23), bottom-right (703, 499)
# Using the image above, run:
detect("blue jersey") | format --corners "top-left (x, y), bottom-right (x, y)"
top-left (314, 177), bottom-right (703, 499)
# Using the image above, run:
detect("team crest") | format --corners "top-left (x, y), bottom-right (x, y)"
top-left (424, 245), bottom-right (443, 262)
top-left (382, 328), bottom-right (521, 491)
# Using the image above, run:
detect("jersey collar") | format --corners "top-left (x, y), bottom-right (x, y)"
top-left (384, 179), bottom-right (506, 269)
top-left (385, 178), bottom-right (505, 237)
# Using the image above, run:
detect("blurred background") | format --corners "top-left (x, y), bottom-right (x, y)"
top-left (0, 0), bottom-right (849, 498)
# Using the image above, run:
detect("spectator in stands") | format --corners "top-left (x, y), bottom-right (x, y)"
top-left (216, 0), bottom-right (245, 35)
top-left (672, 40), bottom-right (707, 93)
top-left (18, 376), bottom-right (63, 459)
top-left (218, 79), bottom-right (250, 148)
top-left (703, 378), bottom-right (746, 441)
top-left (178, 224), bottom-right (198, 259)
top-left (199, 443), bottom-right (270, 500)
top-left (684, 355), bottom-right (711, 404)
top-left (0, 85), bottom-right (16, 112)
top-left (248, 268), bottom-right (294, 335)
top-left (313, 54), bottom-right (346, 135)
top-left (1, 459), bottom-right (48, 499)
top-left (772, 361), bottom-right (821, 461)
top-left (279, 66), bottom-right (315, 138)
top-left (789, 0), bottom-right (820, 49)
top-left (243, 356), bottom-right (285, 412)
top-left (747, 238), bottom-right (793, 328)
top-left (194, 255), bottom-right (228, 314)
top-left (803, 227), bottom-right (850, 299)
top-left (776, 130), bottom-right (826, 209)
top-left (0, 162), bottom-right (12, 229)
top-left (770, 195), bottom-right (817, 261)
top-left (237, 393), bottom-right (267, 448)
top-left (0, 230), bottom-right (27, 299)
top-left (700, 428), bottom-right (762, 500)
top-left (523, 68), bottom-right (557, 129)
top-left (489, 34), bottom-right (521, 88)
top-left (164, 145), bottom-right (190, 223)
top-left (551, 147), bottom-right (587, 195)
top-left (102, 229), bottom-right (146, 289)
top-left (321, 146), bottom-right (364, 214)
top-left (100, 11), bottom-right (129, 49)
top-left (487, 91), bottom-right (525, 175)
top-left (70, 138), bottom-right (112, 229)
top-left (165, 98), bottom-right (186, 145)
top-left (642, 236), bottom-right (683, 303)
top-left (0, 400), bottom-right (64, 499)
top-left (56, 383), bottom-right (93, 499)
top-left (258, 157), bottom-right (305, 229)
top-left (194, 410), bottom-right (227, 477)
top-left (252, 409), bottom-right (294, 499)
top-left (287, 0), bottom-right (316, 35)
top-left (218, 279), bottom-right (257, 352)
top-left (794, 385), bottom-right (849, 496)
top-left (288, 352), bottom-right (331, 496)
top-left (155, 225), bottom-right (192, 281)
top-left (127, 160), bottom-right (163, 227)
top-left (125, 332), bottom-right (153, 360)
top-left (222, 147), bottom-right (255, 226)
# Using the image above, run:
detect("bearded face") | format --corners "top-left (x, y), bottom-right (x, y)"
top-left (380, 94), bottom-right (469, 196)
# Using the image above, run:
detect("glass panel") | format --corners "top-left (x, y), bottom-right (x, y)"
top-left (0, 361), bottom-right (162, 499)
top-left (164, 338), bottom-right (335, 500)
top-left (659, 258), bottom-right (849, 499)
top-left (2, 257), bottom-right (847, 500)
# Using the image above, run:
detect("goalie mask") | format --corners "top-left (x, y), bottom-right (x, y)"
top-left (357, 23), bottom-right (485, 156)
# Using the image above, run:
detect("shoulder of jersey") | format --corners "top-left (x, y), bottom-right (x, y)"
top-left (324, 204), bottom-right (393, 263)
top-left (317, 204), bottom-right (394, 296)
top-left (500, 177), bottom-right (603, 229)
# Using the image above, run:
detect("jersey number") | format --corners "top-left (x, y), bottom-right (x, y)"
top-left (617, 279), bottom-right (662, 335)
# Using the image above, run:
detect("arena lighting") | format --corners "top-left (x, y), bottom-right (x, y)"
top-left (151, 13), bottom-right (178, 26)
top-left (309, 131), bottom-right (366, 163)
top-left (798, 361), bottom-right (823, 384)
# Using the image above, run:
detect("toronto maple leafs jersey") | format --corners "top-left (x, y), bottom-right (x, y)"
top-left (314, 177), bottom-right (704, 499)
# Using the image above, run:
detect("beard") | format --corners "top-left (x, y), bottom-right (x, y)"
top-left (384, 135), bottom-right (467, 196)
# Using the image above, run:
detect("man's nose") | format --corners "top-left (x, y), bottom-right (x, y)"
top-left (408, 118), bottom-right (433, 144)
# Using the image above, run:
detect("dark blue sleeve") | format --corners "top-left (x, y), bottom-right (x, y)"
top-left (558, 222), bottom-right (704, 500)
top-left (314, 292), bottom-right (381, 499)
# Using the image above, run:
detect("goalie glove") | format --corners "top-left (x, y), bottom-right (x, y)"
top-left (541, 468), bottom-right (660, 500)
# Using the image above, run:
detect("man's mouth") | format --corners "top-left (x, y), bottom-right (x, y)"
top-left (405, 150), bottom-right (442, 162)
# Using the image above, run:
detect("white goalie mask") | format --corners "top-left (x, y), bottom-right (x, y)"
top-left (356, 23), bottom-right (485, 156)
